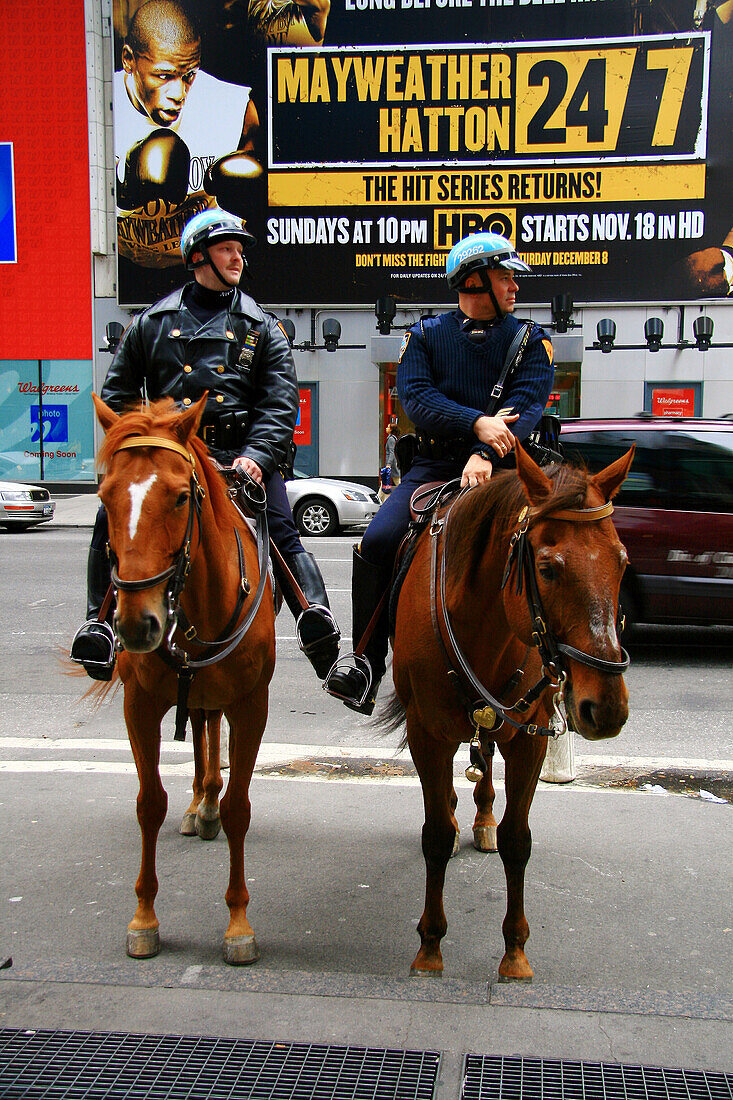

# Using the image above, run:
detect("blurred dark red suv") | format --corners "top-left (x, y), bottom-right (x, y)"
top-left (560, 418), bottom-right (733, 628)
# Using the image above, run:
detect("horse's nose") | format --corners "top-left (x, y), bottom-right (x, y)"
top-left (578, 698), bottom-right (600, 732)
top-left (575, 691), bottom-right (628, 740)
top-left (114, 610), bottom-right (164, 652)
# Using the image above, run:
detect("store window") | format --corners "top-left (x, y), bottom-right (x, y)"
top-left (0, 359), bottom-right (95, 482)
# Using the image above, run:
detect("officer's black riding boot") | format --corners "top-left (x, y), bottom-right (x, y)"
top-left (69, 547), bottom-right (116, 681)
top-left (324, 547), bottom-right (389, 716)
top-left (279, 551), bottom-right (341, 678)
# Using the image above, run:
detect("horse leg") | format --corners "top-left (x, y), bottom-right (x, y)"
top-left (473, 748), bottom-right (498, 852)
top-left (180, 709), bottom-right (206, 836)
top-left (219, 685), bottom-right (268, 965)
top-left (496, 735), bottom-right (547, 981)
top-left (409, 724), bottom-right (459, 976)
top-left (449, 786), bottom-right (460, 857)
top-left (195, 710), bottom-right (223, 840)
top-left (124, 682), bottom-right (169, 959)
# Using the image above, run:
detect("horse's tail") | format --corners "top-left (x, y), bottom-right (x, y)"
top-left (374, 688), bottom-right (408, 745)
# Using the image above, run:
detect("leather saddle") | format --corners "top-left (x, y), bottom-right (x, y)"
top-left (389, 479), bottom-right (462, 632)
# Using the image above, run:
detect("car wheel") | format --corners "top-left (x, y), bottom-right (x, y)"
top-left (3, 523), bottom-right (33, 532)
top-left (294, 498), bottom-right (340, 536)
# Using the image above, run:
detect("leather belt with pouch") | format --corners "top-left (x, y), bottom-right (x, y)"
top-left (199, 410), bottom-right (250, 452)
top-left (415, 433), bottom-right (471, 463)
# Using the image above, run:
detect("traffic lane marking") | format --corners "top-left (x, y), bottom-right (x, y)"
top-left (1, 739), bottom-right (730, 774)
top-left (0, 763), bottom-right (729, 803)
top-left (0, 737), bottom-right (731, 774)
top-left (0, 739), bottom-right (731, 802)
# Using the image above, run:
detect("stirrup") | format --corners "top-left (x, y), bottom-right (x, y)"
top-left (323, 653), bottom-right (373, 708)
top-left (296, 604), bottom-right (340, 651)
top-left (70, 619), bottom-right (116, 681)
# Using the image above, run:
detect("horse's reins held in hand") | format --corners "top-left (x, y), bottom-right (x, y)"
top-left (108, 434), bottom-right (270, 739)
top-left (431, 487), bottom-right (630, 743)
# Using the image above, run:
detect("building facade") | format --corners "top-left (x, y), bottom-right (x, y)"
top-left (1, 0), bottom-right (732, 488)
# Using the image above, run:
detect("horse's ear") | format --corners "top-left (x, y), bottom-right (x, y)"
top-left (175, 392), bottom-right (208, 445)
top-left (515, 439), bottom-right (554, 504)
top-left (92, 393), bottom-right (120, 433)
top-left (591, 445), bottom-right (635, 502)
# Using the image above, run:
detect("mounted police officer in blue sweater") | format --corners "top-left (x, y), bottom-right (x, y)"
top-left (325, 231), bottom-right (555, 714)
top-left (71, 209), bottom-right (339, 682)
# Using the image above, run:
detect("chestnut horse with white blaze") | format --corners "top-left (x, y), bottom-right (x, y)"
top-left (92, 393), bottom-right (275, 965)
top-left (391, 441), bottom-right (634, 981)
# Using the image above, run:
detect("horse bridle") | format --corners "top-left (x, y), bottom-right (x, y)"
top-left (107, 434), bottom-right (270, 672)
top-left (108, 437), bottom-right (205, 613)
top-left (430, 483), bottom-right (630, 741)
top-left (501, 501), bottom-right (631, 679)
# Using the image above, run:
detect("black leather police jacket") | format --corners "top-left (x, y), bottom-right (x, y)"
top-left (101, 284), bottom-right (298, 478)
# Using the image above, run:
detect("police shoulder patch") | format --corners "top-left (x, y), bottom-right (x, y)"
top-left (398, 331), bottom-right (411, 362)
top-left (542, 338), bottom-right (554, 366)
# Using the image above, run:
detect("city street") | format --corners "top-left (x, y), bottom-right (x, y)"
top-left (1, 520), bottom-right (732, 1085)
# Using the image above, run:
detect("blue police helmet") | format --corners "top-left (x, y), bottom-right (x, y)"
top-left (180, 209), bottom-right (256, 269)
top-left (446, 232), bottom-right (531, 291)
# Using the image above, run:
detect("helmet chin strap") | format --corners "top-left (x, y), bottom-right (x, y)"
top-left (205, 243), bottom-right (238, 289)
top-left (458, 267), bottom-right (504, 319)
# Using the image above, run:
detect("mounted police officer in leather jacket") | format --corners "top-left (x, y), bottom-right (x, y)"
top-left (71, 209), bottom-right (339, 681)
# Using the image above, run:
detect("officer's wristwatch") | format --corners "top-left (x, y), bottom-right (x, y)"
top-left (476, 449), bottom-right (494, 463)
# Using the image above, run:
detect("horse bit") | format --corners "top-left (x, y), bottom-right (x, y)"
top-left (106, 435), bottom-right (270, 738)
top-left (428, 482), bottom-right (630, 779)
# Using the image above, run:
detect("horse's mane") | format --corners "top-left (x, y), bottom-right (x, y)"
top-left (97, 399), bottom-right (234, 528)
top-left (447, 461), bottom-right (592, 584)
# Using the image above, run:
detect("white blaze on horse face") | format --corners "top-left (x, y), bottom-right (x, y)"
top-left (128, 474), bottom-right (157, 541)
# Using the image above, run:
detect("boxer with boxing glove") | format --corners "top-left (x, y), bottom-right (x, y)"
top-left (117, 129), bottom-right (191, 210)
top-left (114, 0), bottom-right (260, 254)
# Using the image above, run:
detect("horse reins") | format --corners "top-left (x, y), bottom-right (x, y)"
top-left (430, 483), bottom-right (630, 744)
top-left (108, 435), bottom-right (270, 739)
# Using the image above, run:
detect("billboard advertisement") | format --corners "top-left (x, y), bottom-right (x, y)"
top-left (112, 0), bottom-right (733, 307)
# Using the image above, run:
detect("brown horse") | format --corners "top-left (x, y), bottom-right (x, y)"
top-left (391, 441), bottom-right (634, 981)
top-left (92, 393), bottom-right (275, 964)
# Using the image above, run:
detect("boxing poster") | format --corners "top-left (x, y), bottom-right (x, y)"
top-left (113, 0), bottom-right (733, 306)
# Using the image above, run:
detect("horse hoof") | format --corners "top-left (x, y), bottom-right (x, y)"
top-left (409, 966), bottom-right (443, 978)
top-left (451, 830), bottom-right (460, 858)
top-left (223, 934), bottom-right (259, 966)
top-left (473, 825), bottom-right (498, 852)
top-left (179, 812), bottom-right (197, 836)
top-left (195, 809), bottom-right (221, 840)
top-left (498, 952), bottom-right (533, 982)
top-left (126, 927), bottom-right (160, 959)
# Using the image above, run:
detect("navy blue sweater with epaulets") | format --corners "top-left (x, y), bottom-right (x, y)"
top-left (397, 310), bottom-right (554, 464)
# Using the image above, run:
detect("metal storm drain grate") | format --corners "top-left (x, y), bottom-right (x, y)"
top-left (462, 1056), bottom-right (733, 1100)
top-left (0, 1028), bottom-right (440, 1100)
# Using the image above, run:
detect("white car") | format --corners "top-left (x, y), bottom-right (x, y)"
top-left (285, 474), bottom-right (380, 536)
top-left (0, 481), bottom-right (56, 531)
